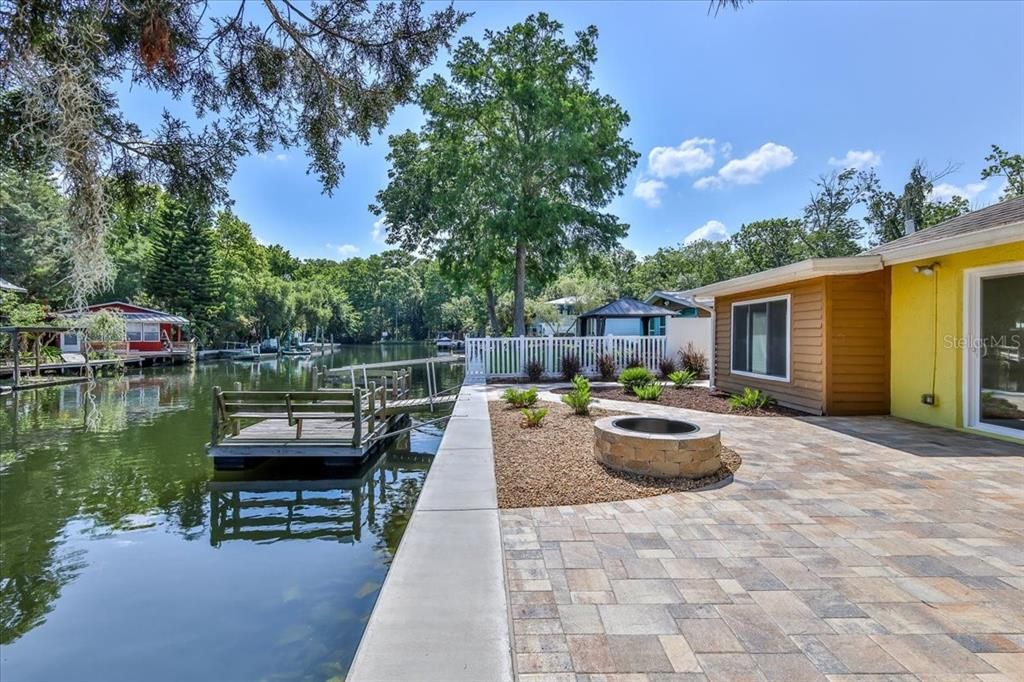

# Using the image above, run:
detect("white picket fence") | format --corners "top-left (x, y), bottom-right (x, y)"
top-left (464, 336), bottom-right (668, 378)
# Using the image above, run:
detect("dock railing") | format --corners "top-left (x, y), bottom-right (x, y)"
top-left (464, 335), bottom-right (667, 379)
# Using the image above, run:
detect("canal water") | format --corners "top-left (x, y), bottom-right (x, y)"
top-left (0, 344), bottom-right (460, 681)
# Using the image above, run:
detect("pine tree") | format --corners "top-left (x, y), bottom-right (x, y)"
top-left (146, 199), bottom-right (219, 342)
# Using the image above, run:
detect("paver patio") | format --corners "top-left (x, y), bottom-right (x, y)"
top-left (500, 396), bottom-right (1024, 681)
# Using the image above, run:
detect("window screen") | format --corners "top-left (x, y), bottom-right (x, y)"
top-left (731, 298), bottom-right (788, 379)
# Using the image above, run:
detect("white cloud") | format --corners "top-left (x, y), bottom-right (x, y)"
top-left (720, 142), bottom-right (733, 159)
top-left (371, 217), bottom-right (388, 244)
top-left (694, 142), bottom-right (796, 189)
top-left (632, 178), bottom-right (667, 207)
top-left (929, 181), bottom-right (987, 203)
top-left (683, 220), bottom-right (728, 244)
top-left (828, 149), bottom-right (881, 171)
top-left (326, 242), bottom-right (360, 257)
top-left (647, 137), bottom-right (717, 178)
top-left (275, 153), bottom-right (288, 162)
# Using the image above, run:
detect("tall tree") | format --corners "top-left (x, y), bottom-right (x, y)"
top-left (0, 167), bottom-right (69, 302)
top-left (376, 13), bottom-right (639, 336)
top-left (146, 199), bottom-right (218, 341)
top-left (981, 145), bottom-right (1024, 201)
top-left (2, 0), bottom-right (467, 301)
top-left (731, 218), bottom-right (804, 273)
top-left (861, 162), bottom-right (967, 245)
top-left (799, 169), bottom-right (865, 257)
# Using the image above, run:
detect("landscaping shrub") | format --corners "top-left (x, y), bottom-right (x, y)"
top-left (560, 353), bottom-right (581, 381)
top-left (668, 368), bottom-right (696, 388)
top-left (679, 342), bottom-right (708, 376)
top-left (560, 375), bottom-right (592, 415)
top-left (502, 387), bottom-right (538, 408)
top-left (632, 382), bottom-right (663, 401)
top-left (618, 366), bottom-right (654, 391)
top-left (525, 359), bottom-right (544, 382)
top-left (521, 406), bottom-right (549, 427)
top-left (728, 387), bottom-right (775, 410)
top-left (597, 353), bottom-right (616, 381)
top-left (658, 356), bottom-right (676, 379)
top-left (625, 356), bottom-right (643, 368)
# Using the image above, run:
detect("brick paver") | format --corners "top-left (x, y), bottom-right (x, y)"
top-left (500, 400), bottom-right (1024, 681)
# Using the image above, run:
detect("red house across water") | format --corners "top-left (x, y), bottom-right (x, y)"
top-left (55, 301), bottom-right (191, 355)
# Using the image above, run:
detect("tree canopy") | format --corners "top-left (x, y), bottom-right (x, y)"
top-left (1, 0), bottom-right (468, 301)
top-left (374, 13), bottom-right (639, 336)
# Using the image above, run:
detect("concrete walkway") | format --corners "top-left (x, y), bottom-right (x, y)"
top-left (502, 394), bottom-right (1024, 681)
top-left (348, 382), bottom-right (513, 682)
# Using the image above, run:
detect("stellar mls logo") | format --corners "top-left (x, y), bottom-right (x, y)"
top-left (944, 334), bottom-right (1022, 351)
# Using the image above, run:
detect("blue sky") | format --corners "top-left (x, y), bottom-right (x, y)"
top-left (117, 1), bottom-right (1024, 260)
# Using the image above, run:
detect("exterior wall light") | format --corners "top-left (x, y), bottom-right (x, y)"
top-left (913, 262), bottom-right (940, 276)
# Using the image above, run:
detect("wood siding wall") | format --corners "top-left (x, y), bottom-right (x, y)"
top-left (713, 270), bottom-right (891, 416)
top-left (824, 270), bottom-right (890, 415)
top-left (715, 279), bottom-right (827, 414)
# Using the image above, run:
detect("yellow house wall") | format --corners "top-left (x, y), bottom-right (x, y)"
top-left (890, 242), bottom-right (1024, 431)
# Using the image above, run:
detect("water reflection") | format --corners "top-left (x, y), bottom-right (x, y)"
top-left (0, 346), bottom-right (445, 681)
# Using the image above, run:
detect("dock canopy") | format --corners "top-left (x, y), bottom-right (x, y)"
top-left (0, 277), bottom-right (28, 294)
top-left (576, 297), bottom-right (675, 337)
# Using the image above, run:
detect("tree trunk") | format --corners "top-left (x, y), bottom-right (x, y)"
top-left (485, 285), bottom-right (500, 335)
top-left (512, 241), bottom-right (527, 337)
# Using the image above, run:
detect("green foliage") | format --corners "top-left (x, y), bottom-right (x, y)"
top-left (561, 375), bottom-right (592, 415)
top-left (728, 387), bottom-right (776, 410)
top-left (82, 309), bottom-right (127, 345)
top-left (0, 291), bottom-right (46, 326)
top-left (861, 162), bottom-right (970, 245)
top-left (618, 366), bottom-right (655, 390)
top-left (0, 167), bottom-right (69, 302)
top-left (799, 169), bottom-right (865, 257)
top-left (146, 199), bottom-right (219, 343)
top-left (658, 357), bottom-right (677, 379)
top-left (981, 145), bottom-right (1024, 201)
top-left (561, 354), bottom-right (582, 382)
top-left (597, 353), bottom-right (616, 381)
top-left (526, 360), bottom-right (544, 382)
top-left (668, 369), bottom-right (697, 388)
top-left (520, 407), bottom-right (549, 427)
top-left (632, 382), bottom-right (663, 401)
top-left (732, 218), bottom-right (805, 272)
top-left (502, 387), bottom-right (539, 408)
top-left (375, 13), bottom-right (639, 336)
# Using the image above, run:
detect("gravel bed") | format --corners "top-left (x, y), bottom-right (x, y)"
top-left (489, 401), bottom-right (741, 509)
top-left (551, 384), bottom-right (802, 417)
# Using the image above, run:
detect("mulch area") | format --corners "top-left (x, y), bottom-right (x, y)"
top-left (489, 400), bottom-right (741, 508)
top-left (551, 384), bottom-right (803, 417)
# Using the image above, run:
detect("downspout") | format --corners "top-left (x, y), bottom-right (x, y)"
top-left (708, 305), bottom-right (716, 389)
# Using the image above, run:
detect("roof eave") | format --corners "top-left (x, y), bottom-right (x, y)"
top-left (874, 222), bottom-right (1024, 265)
top-left (688, 256), bottom-right (884, 299)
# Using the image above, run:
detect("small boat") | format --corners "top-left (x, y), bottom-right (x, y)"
top-left (233, 345), bottom-right (262, 361)
top-left (435, 331), bottom-right (455, 350)
top-left (280, 347), bottom-right (312, 356)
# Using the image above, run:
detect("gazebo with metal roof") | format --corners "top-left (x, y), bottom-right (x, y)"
top-left (576, 297), bottom-right (676, 337)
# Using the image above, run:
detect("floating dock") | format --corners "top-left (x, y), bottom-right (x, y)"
top-left (207, 357), bottom-right (463, 468)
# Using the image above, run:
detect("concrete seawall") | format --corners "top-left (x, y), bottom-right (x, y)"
top-left (347, 381), bottom-right (513, 681)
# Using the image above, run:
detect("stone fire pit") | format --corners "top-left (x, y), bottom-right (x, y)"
top-left (593, 416), bottom-right (722, 479)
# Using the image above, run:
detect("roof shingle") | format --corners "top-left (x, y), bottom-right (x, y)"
top-left (862, 197), bottom-right (1024, 255)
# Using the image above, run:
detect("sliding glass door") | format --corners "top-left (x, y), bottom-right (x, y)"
top-left (966, 264), bottom-right (1024, 437)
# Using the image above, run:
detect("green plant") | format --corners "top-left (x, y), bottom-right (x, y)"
top-left (561, 375), bottom-right (592, 415)
top-left (597, 353), bottom-right (616, 381)
top-left (525, 359), bottom-right (544, 382)
top-left (728, 387), bottom-right (776, 410)
top-left (633, 382), bottom-right (663, 401)
top-left (658, 356), bottom-right (676, 379)
top-left (679, 342), bottom-right (708, 376)
top-left (521, 406), bottom-right (549, 427)
top-left (502, 386), bottom-right (539, 408)
top-left (668, 368), bottom-right (696, 388)
top-left (560, 353), bottom-right (581, 381)
top-left (618, 366), bottom-right (655, 391)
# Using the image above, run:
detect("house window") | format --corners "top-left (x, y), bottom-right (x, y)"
top-left (126, 322), bottom-right (143, 341)
top-left (143, 323), bottom-right (160, 342)
top-left (731, 295), bottom-right (789, 381)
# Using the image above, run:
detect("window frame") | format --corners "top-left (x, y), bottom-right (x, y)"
top-left (729, 293), bottom-right (791, 383)
top-left (126, 322), bottom-right (144, 342)
top-left (142, 323), bottom-right (161, 342)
